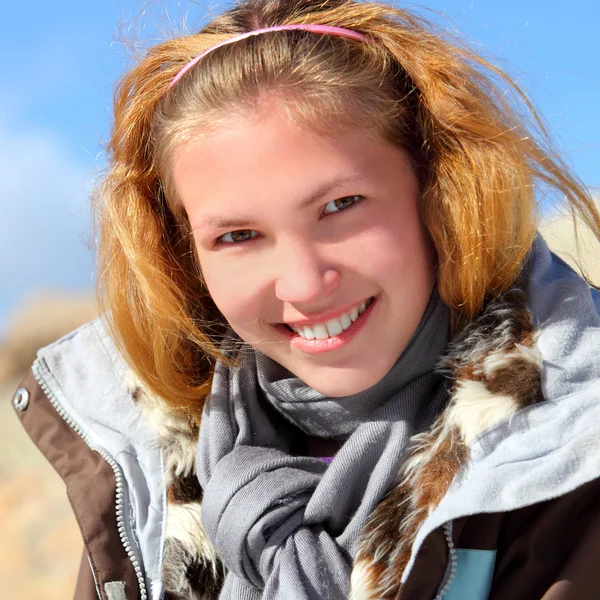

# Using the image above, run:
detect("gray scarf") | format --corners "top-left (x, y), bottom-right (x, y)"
top-left (197, 291), bottom-right (451, 599)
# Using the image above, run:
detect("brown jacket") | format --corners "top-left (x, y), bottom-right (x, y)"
top-left (11, 287), bottom-right (600, 600)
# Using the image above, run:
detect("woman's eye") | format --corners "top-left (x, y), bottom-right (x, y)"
top-left (322, 195), bottom-right (364, 215)
top-left (217, 230), bottom-right (258, 244)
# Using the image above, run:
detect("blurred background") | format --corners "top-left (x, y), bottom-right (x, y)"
top-left (0, 0), bottom-right (598, 598)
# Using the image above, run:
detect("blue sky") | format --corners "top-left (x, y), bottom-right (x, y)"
top-left (1, 0), bottom-right (598, 332)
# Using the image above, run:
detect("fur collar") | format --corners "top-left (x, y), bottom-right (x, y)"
top-left (129, 288), bottom-right (542, 599)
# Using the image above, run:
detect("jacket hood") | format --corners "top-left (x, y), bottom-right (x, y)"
top-left (402, 234), bottom-right (600, 580)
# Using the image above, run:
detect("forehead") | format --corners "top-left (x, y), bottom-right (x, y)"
top-left (171, 109), bottom-right (403, 207)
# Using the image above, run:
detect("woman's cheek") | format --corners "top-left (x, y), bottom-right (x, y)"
top-left (200, 255), bottom-right (266, 327)
top-left (349, 227), bottom-right (417, 279)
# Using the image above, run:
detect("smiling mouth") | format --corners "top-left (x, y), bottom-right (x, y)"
top-left (280, 297), bottom-right (375, 340)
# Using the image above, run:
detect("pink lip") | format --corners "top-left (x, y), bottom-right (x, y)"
top-left (278, 297), bottom-right (373, 328)
top-left (274, 296), bottom-right (377, 354)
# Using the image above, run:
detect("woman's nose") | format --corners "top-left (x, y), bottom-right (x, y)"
top-left (274, 242), bottom-right (340, 304)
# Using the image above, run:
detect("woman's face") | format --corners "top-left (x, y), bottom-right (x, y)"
top-left (173, 108), bottom-right (435, 396)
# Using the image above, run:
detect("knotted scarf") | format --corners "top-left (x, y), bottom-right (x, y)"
top-left (197, 291), bottom-right (451, 599)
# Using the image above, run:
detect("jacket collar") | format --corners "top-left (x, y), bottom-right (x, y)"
top-left (31, 236), bottom-right (600, 597)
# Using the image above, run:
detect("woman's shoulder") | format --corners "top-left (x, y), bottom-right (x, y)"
top-left (12, 315), bottom-right (166, 448)
top-left (10, 317), bottom-right (170, 599)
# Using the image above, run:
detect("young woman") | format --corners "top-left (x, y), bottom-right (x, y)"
top-left (12, 0), bottom-right (600, 598)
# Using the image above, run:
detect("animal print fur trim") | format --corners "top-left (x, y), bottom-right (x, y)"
top-left (125, 374), bottom-right (225, 599)
top-left (351, 289), bottom-right (543, 599)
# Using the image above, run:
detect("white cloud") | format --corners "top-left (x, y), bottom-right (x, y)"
top-left (0, 120), bottom-right (95, 330)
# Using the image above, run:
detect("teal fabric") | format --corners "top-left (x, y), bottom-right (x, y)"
top-left (442, 549), bottom-right (496, 600)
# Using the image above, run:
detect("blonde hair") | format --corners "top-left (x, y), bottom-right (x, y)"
top-left (95, 0), bottom-right (600, 415)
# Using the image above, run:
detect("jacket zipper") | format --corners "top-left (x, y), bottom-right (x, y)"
top-left (32, 362), bottom-right (149, 600)
top-left (433, 522), bottom-right (457, 599)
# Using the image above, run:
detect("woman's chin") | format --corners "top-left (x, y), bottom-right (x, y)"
top-left (289, 362), bottom-right (394, 397)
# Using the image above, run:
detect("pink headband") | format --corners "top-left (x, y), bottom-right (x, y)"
top-left (168, 24), bottom-right (369, 90)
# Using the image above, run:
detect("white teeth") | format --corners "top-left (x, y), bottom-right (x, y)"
top-left (325, 318), bottom-right (344, 337)
top-left (286, 298), bottom-right (373, 340)
top-left (302, 325), bottom-right (315, 340)
top-left (312, 324), bottom-right (329, 340)
top-left (340, 313), bottom-right (352, 330)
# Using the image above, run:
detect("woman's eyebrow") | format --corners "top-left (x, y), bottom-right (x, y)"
top-left (197, 216), bottom-right (258, 230)
top-left (297, 174), bottom-right (363, 209)
top-left (194, 174), bottom-right (363, 231)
